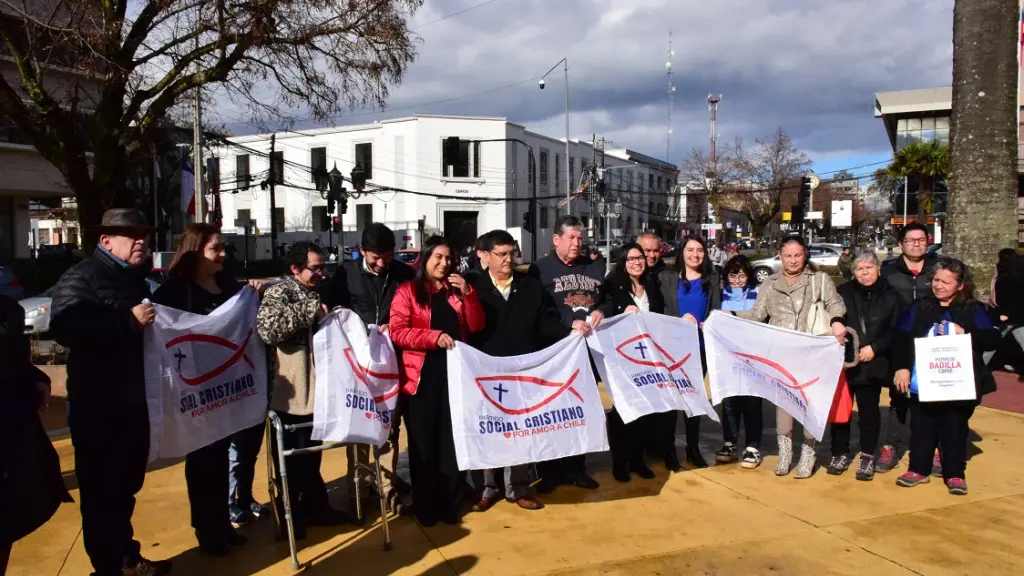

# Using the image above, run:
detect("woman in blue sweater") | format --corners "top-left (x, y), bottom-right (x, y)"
top-left (714, 255), bottom-right (764, 468)
top-left (658, 237), bottom-right (722, 469)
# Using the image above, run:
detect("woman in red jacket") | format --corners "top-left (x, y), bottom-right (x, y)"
top-left (389, 235), bottom-right (485, 526)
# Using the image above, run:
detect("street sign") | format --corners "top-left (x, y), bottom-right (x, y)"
top-left (831, 200), bottom-right (852, 228)
top-left (805, 211), bottom-right (824, 220)
top-left (701, 223), bottom-right (722, 230)
top-left (782, 212), bottom-right (792, 222)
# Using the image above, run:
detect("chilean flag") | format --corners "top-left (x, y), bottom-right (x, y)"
top-left (181, 153), bottom-right (195, 216)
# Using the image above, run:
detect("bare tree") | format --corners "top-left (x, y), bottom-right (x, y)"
top-left (946, 0), bottom-right (1019, 294)
top-left (728, 128), bottom-right (811, 237)
top-left (0, 0), bottom-right (422, 250)
top-left (680, 137), bottom-right (741, 221)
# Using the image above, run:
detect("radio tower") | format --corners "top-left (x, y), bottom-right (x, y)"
top-left (707, 94), bottom-right (722, 177)
top-left (665, 32), bottom-right (675, 162)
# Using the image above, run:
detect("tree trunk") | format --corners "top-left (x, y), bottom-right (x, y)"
top-left (946, 0), bottom-right (1019, 297)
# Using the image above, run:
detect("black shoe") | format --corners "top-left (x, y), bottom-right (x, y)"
top-left (247, 500), bottom-right (268, 518)
top-left (306, 506), bottom-right (357, 527)
top-left (573, 473), bottom-right (600, 490)
top-left (223, 529), bottom-right (248, 547)
top-left (612, 464), bottom-right (631, 483)
top-left (441, 510), bottom-right (461, 525)
top-left (126, 557), bottom-right (173, 575)
top-left (630, 461), bottom-right (656, 480)
top-left (198, 538), bottom-right (231, 557)
top-left (536, 476), bottom-right (558, 494)
top-left (686, 446), bottom-right (709, 469)
top-left (664, 452), bottom-right (683, 472)
top-left (229, 504), bottom-right (253, 526)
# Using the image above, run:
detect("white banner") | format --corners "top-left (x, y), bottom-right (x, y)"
top-left (704, 311), bottom-right (844, 441)
top-left (144, 287), bottom-right (268, 462)
top-left (312, 309), bottom-right (400, 446)
top-left (914, 332), bottom-right (977, 403)
top-left (588, 312), bottom-right (717, 424)
top-left (447, 334), bottom-right (608, 471)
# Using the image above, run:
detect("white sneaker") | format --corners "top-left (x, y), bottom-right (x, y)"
top-left (740, 447), bottom-right (762, 469)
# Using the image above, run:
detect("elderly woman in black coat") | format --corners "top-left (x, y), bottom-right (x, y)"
top-left (1, 294), bottom-right (72, 572)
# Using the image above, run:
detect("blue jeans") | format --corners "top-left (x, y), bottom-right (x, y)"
top-left (228, 420), bottom-right (266, 506)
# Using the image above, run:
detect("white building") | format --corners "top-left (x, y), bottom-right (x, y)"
top-left (212, 114), bottom-right (678, 261)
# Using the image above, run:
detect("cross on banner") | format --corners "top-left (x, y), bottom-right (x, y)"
top-left (174, 349), bottom-right (187, 372)
top-left (493, 383), bottom-right (508, 403)
top-left (634, 342), bottom-right (648, 359)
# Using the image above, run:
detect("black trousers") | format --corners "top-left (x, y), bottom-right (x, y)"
top-left (70, 404), bottom-right (148, 576)
top-left (406, 378), bottom-right (461, 524)
top-left (909, 399), bottom-right (975, 480)
top-left (186, 436), bottom-right (233, 539)
top-left (721, 396), bottom-right (764, 448)
top-left (270, 412), bottom-right (329, 523)
top-left (607, 408), bottom-right (651, 469)
top-left (831, 386), bottom-right (883, 457)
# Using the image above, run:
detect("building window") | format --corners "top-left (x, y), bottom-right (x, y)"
top-left (356, 204), bottom-right (373, 231)
top-left (237, 209), bottom-right (250, 229)
top-left (236, 155), bottom-right (251, 190)
top-left (441, 138), bottom-right (481, 178)
top-left (38, 228), bottom-right (51, 245)
top-left (540, 206), bottom-right (549, 228)
top-left (312, 206), bottom-right (329, 231)
top-left (273, 208), bottom-right (285, 232)
top-left (555, 154), bottom-right (561, 193)
top-left (66, 227), bottom-right (78, 245)
top-left (270, 151), bottom-right (284, 185)
top-left (539, 150), bottom-right (549, 188)
top-left (528, 152), bottom-right (535, 184)
top-left (649, 201), bottom-right (654, 215)
top-left (570, 157), bottom-right (576, 190)
top-left (627, 171), bottom-right (634, 192)
top-left (310, 147), bottom-right (327, 183)
top-left (355, 142), bottom-right (373, 180)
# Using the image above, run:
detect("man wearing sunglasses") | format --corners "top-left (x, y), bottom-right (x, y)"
top-left (257, 242), bottom-right (354, 540)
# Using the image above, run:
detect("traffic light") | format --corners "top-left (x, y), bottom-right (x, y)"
top-left (339, 193), bottom-right (348, 215)
top-left (326, 190), bottom-right (336, 214)
top-left (332, 216), bottom-right (341, 234)
top-left (798, 176), bottom-right (812, 212)
top-left (417, 218), bottom-right (425, 232)
top-left (522, 211), bottom-right (534, 233)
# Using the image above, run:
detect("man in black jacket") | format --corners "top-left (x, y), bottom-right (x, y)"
top-left (320, 223), bottom-right (415, 508)
top-left (49, 209), bottom-right (171, 576)
top-left (468, 231), bottom-right (574, 512)
top-left (878, 221), bottom-right (934, 474)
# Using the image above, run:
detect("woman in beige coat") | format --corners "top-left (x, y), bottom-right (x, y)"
top-left (734, 236), bottom-right (847, 478)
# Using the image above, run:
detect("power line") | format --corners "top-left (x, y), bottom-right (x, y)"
top-left (411, 0), bottom-right (508, 31)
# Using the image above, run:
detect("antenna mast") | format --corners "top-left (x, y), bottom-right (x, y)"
top-left (666, 32), bottom-right (675, 161)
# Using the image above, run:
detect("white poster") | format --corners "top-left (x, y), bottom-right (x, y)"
top-left (914, 333), bottom-right (977, 403)
top-left (704, 311), bottom-right (844, 441)
top-left (447, 334), bottom-right (608, 471)
top-left (144, 287), bottom-right (268, 462)
top-left (311, 309), bottom-right (400, 446)
top-left (588, 312), bottom-right (717, 424)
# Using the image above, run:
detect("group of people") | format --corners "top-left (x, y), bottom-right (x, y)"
top-left (0, 207), bottom-right (1009, 575)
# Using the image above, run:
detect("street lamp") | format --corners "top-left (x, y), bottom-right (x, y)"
top-left (540, 57), bottom-right (570, 216)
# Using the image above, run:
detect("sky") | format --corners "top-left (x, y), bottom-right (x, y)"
top-left (218, 0), bottom-right (955, 182)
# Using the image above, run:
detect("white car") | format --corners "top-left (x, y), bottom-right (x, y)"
top-left (751, 244), bottom-right (843, 284)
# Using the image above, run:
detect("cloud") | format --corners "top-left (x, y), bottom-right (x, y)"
top-left (218, 0), bottom-right (954, 171)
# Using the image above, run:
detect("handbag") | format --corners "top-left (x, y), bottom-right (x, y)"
top-left (806, 273), bottom-right (833, 336)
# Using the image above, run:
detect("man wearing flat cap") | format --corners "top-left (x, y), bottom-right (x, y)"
top-left (50, 209), bottom-right (172, 576)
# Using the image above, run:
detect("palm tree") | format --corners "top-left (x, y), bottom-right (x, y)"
top-left (883, 141), bottom-right (950, 223)
top-left (946, 0), bottom-right (1019, 295)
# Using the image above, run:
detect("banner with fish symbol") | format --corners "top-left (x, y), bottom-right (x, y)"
top-left (144, 287), bottom-right (268, 462)
top-left (588, 311), bottom-right (717, 424)
top-left (447, 333), bottom-right (607, 471)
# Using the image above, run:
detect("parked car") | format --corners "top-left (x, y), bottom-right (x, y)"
top-left (36, 243), bottom-right (84, 261)
top-left (882, 243), bottom-right (942, 266)
top-left (0, 265), bottom-right (24, 300)
top-left (394, 248), bottom-right (421, 268)
top-left (19, 286), bottom-right (55, 335)
top-left (750, 244), bottom-right (843, 284)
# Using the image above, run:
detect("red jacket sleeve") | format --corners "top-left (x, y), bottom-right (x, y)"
top-left (461, 287), bottom-right (486, 335)
top-left (389, 282), bottom-right (442, 351)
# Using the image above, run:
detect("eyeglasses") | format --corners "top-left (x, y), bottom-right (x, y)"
top-left (489, 250), bottom-right (514, 261)
top-left (625, 256), bottom-right (645, 263)
top-left (306, 265), bottom-right (325, 274)
top-left (902, 237), bottom-right (928, 245)
top-left (727, 272), bottom-right (748, 280)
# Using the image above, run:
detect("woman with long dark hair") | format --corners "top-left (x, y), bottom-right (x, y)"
top-left (892, 257), bottom-right (999, 495)
top-left (152, 224), bottom-right (264, 555)
top-left (604, 244), bottom-right (666, 481)
top-left (389, 236), bottom-right (485, 526)
top-left (657, 236), bottom-right (721, 470)
top-left (734, 236), bottom-right (847, 479)
top-left (714, 254), bottom-right (764, 468)
top-left (987, 248), bottom-right (1024, 375)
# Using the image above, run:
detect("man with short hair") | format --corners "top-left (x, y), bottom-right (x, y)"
top-left (320, 223), bottom-right (416, 509)
top-left (529, 215), bottom-right (613, 492)
top-left (259, 242), bottom-right (353, 540)
top-left (50, 209), bottom-right (172, 576)
top-left (878, 222), bottom-right (935, 474)
top-left (638, 232), bottom-right (664, 276)
top-left (469, 230), bottom-right (581, 511)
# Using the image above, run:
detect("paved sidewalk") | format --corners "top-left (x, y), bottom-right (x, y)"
top-left (10, 394), bottom-right (1024, 575)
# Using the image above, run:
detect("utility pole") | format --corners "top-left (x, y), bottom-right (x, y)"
top-left (269, 133), bottom-right (278, 258)
top-left (192, 86), bottom-right (204, 224)
top-left (666, 32), bottom-right (675, 163)
top-left (591, 134), bottom-right (598, 240)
